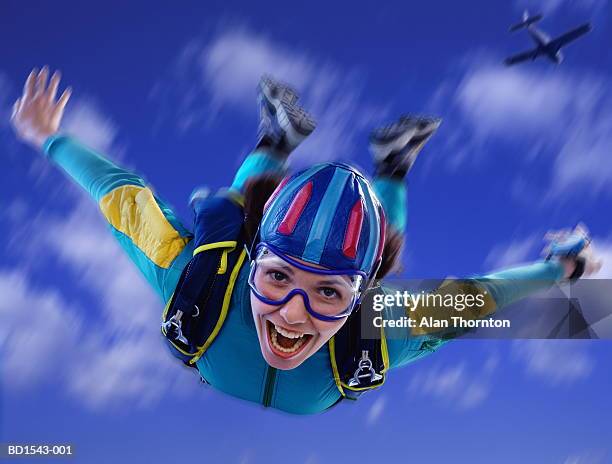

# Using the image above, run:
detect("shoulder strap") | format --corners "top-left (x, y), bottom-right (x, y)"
top-left (161, 191), bottom-right (247, 366)
top-left (328, 286), bottom-right (389, 401)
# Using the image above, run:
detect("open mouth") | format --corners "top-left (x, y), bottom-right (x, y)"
top-left (266, 320), bottom-right (314, 359)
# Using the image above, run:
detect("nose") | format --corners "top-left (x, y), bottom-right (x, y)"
top-left (279, 292), bottom-right (309, 325)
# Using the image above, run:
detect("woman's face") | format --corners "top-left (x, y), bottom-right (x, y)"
top-left (249, 251), bottom-right (356, 370)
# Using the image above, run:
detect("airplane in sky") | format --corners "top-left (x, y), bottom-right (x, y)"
top-left (504, 11), bottom-right (592, 66)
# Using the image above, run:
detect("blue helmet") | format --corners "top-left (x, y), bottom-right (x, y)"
top-left (259, 162), bottom-right (386, 279)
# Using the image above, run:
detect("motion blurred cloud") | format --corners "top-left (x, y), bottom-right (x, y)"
top-left (151, 25), bottom-right (389, 164)
top-left (447, 60), bottom-right (612, 200)
top-left (457, 66), bottom-right (580, 137)
top-left (512, 340), bottom-right (594, 385)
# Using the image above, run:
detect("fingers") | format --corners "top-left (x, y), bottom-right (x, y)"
top-left (23, 68), bottom-right (38, 102)
top-left (56, 87), bottom-right (72, 109)
top-left (35, 66), bottom-right (49, 97)
top-left (21, 66), bottom-right (67, 115)
top-left (47, 71), bottom-right (61, 103)
top-left (23, 66), bottom-right (65, 104)
top-left (52, 87), bottom-right (72, 122)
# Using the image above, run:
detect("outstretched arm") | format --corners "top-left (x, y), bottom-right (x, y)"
top-left (383, 230), bottom-right (602, 369)
top-left (382, 258), bottom-right (566, 368)
top-left (10, 67), bottom-right (191, 301)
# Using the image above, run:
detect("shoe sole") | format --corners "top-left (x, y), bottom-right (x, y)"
top-left (260, 76), bottom-right (316, 147)
top-left (370, 115), bottom-right (441, 161)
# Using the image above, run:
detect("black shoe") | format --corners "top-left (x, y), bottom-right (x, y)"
top-left (256, 75), bottom-right (317, 157)
top-left (370, 115), bottom-right (441, 178)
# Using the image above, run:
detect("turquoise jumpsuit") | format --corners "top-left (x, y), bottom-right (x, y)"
top-left (42, 135), bottom-right (565, 415)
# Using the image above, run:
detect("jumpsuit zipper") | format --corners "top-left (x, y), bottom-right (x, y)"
top-left (262, 366), bottom-right (277, 407)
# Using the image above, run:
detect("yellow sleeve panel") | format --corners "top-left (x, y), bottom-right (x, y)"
top-left (99, 185), bottom-right (190, 269)
top-left (409, 279), bottom-right (498, 336)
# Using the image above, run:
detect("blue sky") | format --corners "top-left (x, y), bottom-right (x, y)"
top-left (1, 0), bottom-right (612, 462)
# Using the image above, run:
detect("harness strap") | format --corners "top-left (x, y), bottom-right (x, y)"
top-left (328, 287), bottom-right (389, 401)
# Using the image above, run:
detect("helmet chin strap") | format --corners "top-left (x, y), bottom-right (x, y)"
top-left (353, 258), bottom-right (383, 308)
top-left (369, 258), bottom-right (383, 286)
top-left (245, 223), bottom-right (262, 262)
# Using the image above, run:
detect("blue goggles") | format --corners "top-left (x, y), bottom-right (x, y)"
top-left (248, 243), bottom-right (366, 322)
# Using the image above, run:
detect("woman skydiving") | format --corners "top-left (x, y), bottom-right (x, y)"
top-left (10, 67), bottom-right (602, 414)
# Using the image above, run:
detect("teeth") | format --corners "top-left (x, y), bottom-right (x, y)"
top-left (274, 324), bottom-right (304, 339)
top-left (270, 329), bottom-right (306, 353)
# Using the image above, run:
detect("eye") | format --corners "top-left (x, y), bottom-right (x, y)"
top-left (267, 270), bottom-right (288, 283)
top-left (319, 287), bottom-right (339, 299)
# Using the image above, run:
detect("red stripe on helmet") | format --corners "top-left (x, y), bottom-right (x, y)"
top-left (342, 199), bottom-right (364, 259)
top-left (264, 176), bottom-right (290, 213)
top-left (278, 181), bottom-right (312, 235)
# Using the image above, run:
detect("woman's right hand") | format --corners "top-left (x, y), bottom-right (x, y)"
top-left (10, 67), bottom-right (72, 150)
top-left (544, 224), bottom-right (603, 280)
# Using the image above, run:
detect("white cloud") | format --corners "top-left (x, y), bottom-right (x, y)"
top-left (1, 87), bottom-right (193, 408)
top-left (66, 334), bottom-right (192, 410)
top-left (304, 454), bottom-right (320, 464)
top-left (152, 26), bottom-right (389, 164)
top-left (37, 198), bottom-right (198, 409)
top-left (456, 67), bottom-right (574, 138)
top-left (484, 234), bottom-right (540, 270)
top-left (407, 353), bottom-right (499, 410)
top-left (2, 99), bottom-right (198, 409)
top-left (551, 111), bottom-right (612, 197)
top-left (20, 97), bottom-right (125, 194)
top-left (199, 28), bottom-right (315, 111)
top-left (0, 270), bottom-right (83, 389)
top-left (366, 396), bottom-right (387, 426)
top-left (62, 99), bottom-right (120, 155)
top-left (0, 196), bottom-right (198, 410)
top-left (0, 269), bottom-right (192, 409)
top-left (454, 65), bottom-right (605, 141)
top-left (441, 57), bottom-right (612, 200)
top-left (512, 340), bottom-right (594, 385)
top-left (1, 72), bottom-right (121, 168)
top-left (41, 197), bottom-right (161, 331)
top-left (563, 449), bottom-right (608, 464)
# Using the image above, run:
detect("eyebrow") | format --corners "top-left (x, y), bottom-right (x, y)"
top-left (261, 259), bottom-right (353, 286)
top-left (261, 260), bottom-right (295, 276)
top-left (316, 278), bottom-right (353, 287)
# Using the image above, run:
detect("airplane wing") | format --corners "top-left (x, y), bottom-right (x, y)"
top-left (548, 23), bottom-right (592, 50)
top-left (504, 48), bottom-right (540, 66)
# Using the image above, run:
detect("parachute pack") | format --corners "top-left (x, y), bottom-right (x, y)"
top-left (161, 190), bottom-right (387, 403)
